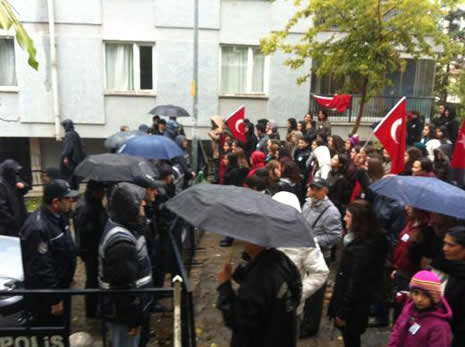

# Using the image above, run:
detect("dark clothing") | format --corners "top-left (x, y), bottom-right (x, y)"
top-left (60, 120), bottom-right (86, 186)
top-left (98, 220), bottom-right (153, 328)
top-left (0, 160), bottom-right (28, 236)
top-left (328, 233), bottom-right (388, 335)
top-left (294, 147), bottom-right (311, 178)
top-left (74, 196), bottom-right (107, 317)
top-left (408, 225), bottom-right (444, 264)
top-left (217, 249), bottom-right (302, 347)
top-left (432, 258), bottom-right (465, 347)
top-left (20, 206), bottom-right (77, 316)
top-left (406, 116), bottom-right (424, 146)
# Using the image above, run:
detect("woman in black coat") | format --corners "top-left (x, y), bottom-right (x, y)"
top-left (328, 200), bottom-right (388, 347)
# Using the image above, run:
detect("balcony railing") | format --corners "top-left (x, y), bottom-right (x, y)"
top-left (309, 95), bottom-right (434, 123)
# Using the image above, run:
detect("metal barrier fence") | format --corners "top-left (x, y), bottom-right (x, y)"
top-left (309, 95), bottom-right (434, 123)
top-left (0, 218), bottom-right (197, 347)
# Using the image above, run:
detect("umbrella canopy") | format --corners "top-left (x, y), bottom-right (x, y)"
top-left (104, 130), bottom-right (145, 150)
top-left (166, 184), bottom-right (315, 248)
top-left (74, 153), bottom-right (159, 186)
top-left (369, 176), bottom-right (465, 219)
top-left (149, 104), bottom-right (191, 118)
top-left (118, 135), bottom-right (184, 160)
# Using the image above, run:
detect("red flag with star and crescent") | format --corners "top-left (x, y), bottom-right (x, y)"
top-left (374, 97), bottom-right (407, 174)
top-left (226, 106), bottom-right (246, 143)
top-left (312, 94), bottom-right (352, 112)
top-left (451, 121), bottom-right (465, 168)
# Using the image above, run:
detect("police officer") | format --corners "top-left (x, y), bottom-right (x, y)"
top-left (20, 179), bottom-right (78, 326)
top-left (98, 182), bottom-right (153, 347)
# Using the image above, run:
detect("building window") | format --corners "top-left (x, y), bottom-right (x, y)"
top-left (105, 42), bottom-right (154, 91)
top-left (0, 38), bottom-right (17, 86)
top-left (221, 46), bottom-right (267, 94)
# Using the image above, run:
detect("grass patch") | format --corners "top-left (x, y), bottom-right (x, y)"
top-left (25, 196), bottom-right (41, 212)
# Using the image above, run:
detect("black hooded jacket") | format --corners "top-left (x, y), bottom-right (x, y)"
top-left (60, 119), bottom-right (86, 173)
top-left (432, 258), bottom-right (465, 345)
top-left (99, 183), bottom-right (152, 328)
top-left (217, 248), bottom-right (302, 347)
top-left (0, 159), bottom-right (29, 236)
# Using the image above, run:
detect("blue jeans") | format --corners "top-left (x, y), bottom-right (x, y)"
top-left (110, 322), bottom-right (140, 347)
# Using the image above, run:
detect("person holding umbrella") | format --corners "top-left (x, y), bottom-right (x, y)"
top-left (216, 239), bottom-right (302, 347)
top-left (165, 184), bottom-right (316, 347)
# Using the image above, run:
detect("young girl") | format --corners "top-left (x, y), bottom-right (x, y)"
top-left (388, 270), bottom-right (453, 347)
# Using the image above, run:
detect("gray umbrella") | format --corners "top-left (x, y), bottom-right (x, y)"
top-left (166, 184), bottom-right (315, 248)
top-left (104, 130), bottom-right (145, 150)
top-left (149, 104), bottom-right (191, 118)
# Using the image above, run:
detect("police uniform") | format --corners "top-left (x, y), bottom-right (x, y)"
top-left (20, 180), bottom-right (78, 325)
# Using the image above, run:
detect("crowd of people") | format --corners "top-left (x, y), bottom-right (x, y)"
top-left (0, 105), bottom-right (464, 347)
top-left (208, 107), bottom-right (465, 347)
top-left (0, 118), bottom-right (194, 347)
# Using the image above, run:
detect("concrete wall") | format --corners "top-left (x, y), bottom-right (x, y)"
top-left (0, 0), bottom-right (314, 143)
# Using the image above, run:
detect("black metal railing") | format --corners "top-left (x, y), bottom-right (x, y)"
top-left (309, 95), bottom-right (434, 123)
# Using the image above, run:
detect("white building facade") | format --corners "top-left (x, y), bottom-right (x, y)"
top-left (0, 0), bottom-right (311, 172)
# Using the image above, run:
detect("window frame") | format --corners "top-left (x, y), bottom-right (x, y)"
top-left (103, 41), bottom-right (156, 95)
top-left (219, 44), bottom-right (270, 97)
top-left (0, 35), bottom-right (18, 92)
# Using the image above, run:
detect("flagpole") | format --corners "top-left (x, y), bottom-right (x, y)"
top-left (362, 132), bottom-right (376, 151)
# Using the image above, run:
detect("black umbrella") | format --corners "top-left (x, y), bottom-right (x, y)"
top-left (166, 184), bottom-right (315, 248)
top-left (104, 130), bottom-right (145, 150)
top-left (149, 104), bottom-right (190, 118)
top-left (73, 154), bottom-right (162, 187)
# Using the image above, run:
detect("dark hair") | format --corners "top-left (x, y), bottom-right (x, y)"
top-left (418, 157), bottom-right (433, 173)
top-left (281, 160), bottom-right (302, 183)
top-left (246, 122), bottom-right (255, 136)
top-left (256, 122), bottom-right (267, 133)
top-left (437, 125), bottom-right (450, 140)
top-left (314, 135), bottom-right (326, 147)
top-left (226, 152), bottom-right (239, 169)
top-left (159, 119), bottom-right (166, 125)
top-left (447, 226), bottom-right (465, 248)
top-left (330, 135), bottom-right (346, 154)
top-left (347, 200), bottom-right (379, 239)
top-left (245, 175), bottom-right (267, 191)
top-left (152, 115), bottom-right (160, 121)
top-left (318, 110), bottom-right (328, 120)
top-left (333, 154), bottom-right (347, 173)
top-left (297, 120), bottom-right (305, 129)
top-left (287, 118), bottom-right (297, 131)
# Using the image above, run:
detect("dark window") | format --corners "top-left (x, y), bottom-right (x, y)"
top-left (139, 46), bottom-right (153, 90)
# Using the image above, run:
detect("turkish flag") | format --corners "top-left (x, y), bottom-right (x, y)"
top-left (374, 97), bottom-right (407, 174)
top-left (226, 106), bottom-right (246, 143)
top-left (451, 121), bottom-right (465, 168)
top-left (312, 94), bottom-right (352, 112)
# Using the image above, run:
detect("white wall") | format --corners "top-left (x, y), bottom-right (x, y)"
top-left (0, 0), bottom-right (311, 140)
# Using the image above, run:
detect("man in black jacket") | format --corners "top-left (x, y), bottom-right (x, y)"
top-left (20, 179), bottom-right (78, 326)
top-left (217, 241), bottom-right (302, 347)
top-left (60, 119), bottom-right (86, 189)
top-left (0, 159), bottom-right (29, 236)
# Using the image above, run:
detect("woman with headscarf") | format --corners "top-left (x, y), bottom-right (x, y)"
top-left (247, 151), bottom-right (266, 178)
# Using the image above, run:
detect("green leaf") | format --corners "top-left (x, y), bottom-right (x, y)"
top-left (0, 0), bottom-right (38, 70)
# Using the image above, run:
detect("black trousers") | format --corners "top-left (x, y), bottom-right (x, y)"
top-left (341, 327), bottom-right (361, 347)
top-left (82, 254), bottom-right (99, 318)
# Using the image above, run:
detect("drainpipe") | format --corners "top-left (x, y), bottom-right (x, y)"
top-left (47, 0), bottom-right (61, 140)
